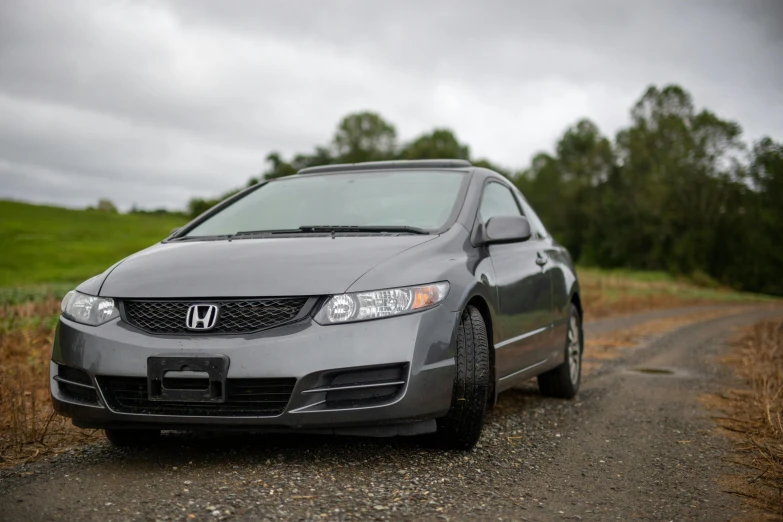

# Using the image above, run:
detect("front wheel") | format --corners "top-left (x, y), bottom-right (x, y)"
top-left (432, 305), bottom-right (490, 450)
top-left (537, 304), bottom-right (582, 399)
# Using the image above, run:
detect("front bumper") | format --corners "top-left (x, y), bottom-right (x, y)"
top-left (51, 305), bottom-right (458, 434)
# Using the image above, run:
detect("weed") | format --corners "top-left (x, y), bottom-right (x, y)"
top-left (708, 319), bottom-right (783, 517)
top-left (0, 296), bottom-right (99, 467)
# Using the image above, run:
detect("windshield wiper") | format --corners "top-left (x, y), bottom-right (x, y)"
top-left (298, 225), bottom-right (430, 235)
top-left (234, 225), bottom-right (430, 236)
top-left (168, 234), bottom-right (234, 242)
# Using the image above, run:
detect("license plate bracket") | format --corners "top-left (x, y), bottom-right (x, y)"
top-left (147, 355), bottom-right (229, 403)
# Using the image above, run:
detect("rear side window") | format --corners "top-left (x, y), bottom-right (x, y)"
top-left (478, 182), bottom-right (522, 224)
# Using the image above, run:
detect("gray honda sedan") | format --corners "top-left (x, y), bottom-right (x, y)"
top-left (52, 159), bottom-right (582, 450)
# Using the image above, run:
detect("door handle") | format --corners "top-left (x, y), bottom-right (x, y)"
top-left (536, 252), bottom-right (549, 266)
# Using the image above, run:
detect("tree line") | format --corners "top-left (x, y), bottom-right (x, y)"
top-left (187, 84), bottom-right (783, 296)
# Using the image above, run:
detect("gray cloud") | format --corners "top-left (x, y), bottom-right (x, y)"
top-left (0, 0), bottom-right (781, 210)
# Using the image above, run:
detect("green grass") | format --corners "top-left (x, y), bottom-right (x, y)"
top-left (0, 199), bottom-right (775, 309)
top-left (0, 200), bottom-right (186, 289)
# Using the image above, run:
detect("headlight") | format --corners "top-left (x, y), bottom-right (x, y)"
top-left (314, 282), bottom-right (449, 325)
top-left (61, 290), bottom-right (119, 326)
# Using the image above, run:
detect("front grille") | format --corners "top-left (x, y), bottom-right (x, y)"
top-left (122, 298), bottom-right (308, 334)
top-left (98, 377), bottom-right (296, 417)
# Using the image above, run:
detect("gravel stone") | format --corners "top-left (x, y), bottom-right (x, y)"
top-left (0, 307), bottom-right (780, 521)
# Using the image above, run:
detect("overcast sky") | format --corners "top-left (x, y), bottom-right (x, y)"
top-left (1, 0), bottom-right (781, 210)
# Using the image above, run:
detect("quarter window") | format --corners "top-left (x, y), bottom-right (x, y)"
top-left (517, 196), bottom-right (548, 239)
top-left (478, 183), bottom-right (522, 224)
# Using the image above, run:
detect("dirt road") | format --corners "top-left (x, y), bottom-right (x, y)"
top-left (1, 306), bottom-right (780, 521)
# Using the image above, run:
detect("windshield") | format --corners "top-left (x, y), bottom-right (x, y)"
top-left (184, 170), bottom-right (468, 237)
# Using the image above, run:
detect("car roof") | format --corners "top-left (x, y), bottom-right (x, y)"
top-left (296, 159), bottom-right (473, 175)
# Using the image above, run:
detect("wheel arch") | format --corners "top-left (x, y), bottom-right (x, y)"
top-left (449, 268), bottom-right (498, 409)
top-left (463, 293), bottom-right (496, 409)
top-left (570, 290), bottom-right (583, 320)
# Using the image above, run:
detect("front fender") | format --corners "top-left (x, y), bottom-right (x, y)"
top-left (75, 258), bottom-right (129, 296)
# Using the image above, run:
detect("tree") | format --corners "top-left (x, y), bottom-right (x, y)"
top-left (749, 137), bottom-right (783, 198)
top-left (400, 129), bottom-right (470, 160)
top-left (262, 152), bottom-right (297, 180)
top-left (472, 159), bottom-right (511, 178)
top-left (187, 197), bottom-right (217, 218)
top-left (333, 111), bottom-right (396, 163)
top-left (736, 137), bottom-right (783, 294)
top-left (292, 146), bottom-right (335, 171)
top-left (612, 85), bottom-right (744, 273)
top-left (180, 91), bottom-right (783, 296)
top-left (96, 198), bottom-right (118, 213)
top-left (514, 119), bottom-right (615, 262)
top-left (516, 152), bottom-right (566, 235)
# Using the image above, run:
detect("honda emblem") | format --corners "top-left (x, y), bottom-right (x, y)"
top-left (186, 304), bottom-right (219, 330)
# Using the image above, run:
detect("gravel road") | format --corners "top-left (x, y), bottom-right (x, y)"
top-left (1, 306), bottom-right (781, 521)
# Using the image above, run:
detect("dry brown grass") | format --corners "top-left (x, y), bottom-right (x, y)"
top-left (0, 298), bottom-right (100, 468)
top-left (582, 307), bottom-right (747, 370)
top-left (706, 319), bottom-right (783, 519)
top-left (0, 271), bottom-right (772, 469)
top-left (577, 268), bottom-right (769, 321)
top-left (581, 284), bottom-right (711, 321)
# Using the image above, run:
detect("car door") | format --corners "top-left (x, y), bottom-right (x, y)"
top-left (478, 181), bottom-right (553, 380)
top-left (515, 192), bottom-right (570, 359)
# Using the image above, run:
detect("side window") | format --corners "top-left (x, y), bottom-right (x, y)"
top-left (478, 183), bottom-right (522, 224)
top-left (517, 195), bottom-right (548, 239)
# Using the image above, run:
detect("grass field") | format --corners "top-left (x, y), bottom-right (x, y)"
top-left (0, 199), bottom-right (777, 466)
top-left (577, 266), bottom-right (775, 321)
top-left (0, 200), bottom-right (186, 288)
top-left (0, 200), bottom-right (190, 464)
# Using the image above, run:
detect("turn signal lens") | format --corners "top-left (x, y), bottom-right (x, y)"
top-left (411, 285), bottom-right (441, 310)
top-left (315, 282), bottom-right (449, 325)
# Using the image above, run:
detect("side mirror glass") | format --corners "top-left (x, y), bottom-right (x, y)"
top-left (483, 215), bottom-right (532, 244)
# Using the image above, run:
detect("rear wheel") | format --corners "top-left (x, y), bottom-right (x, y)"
top-left (105, 428), bottom-right (161, 447)
top-left (537, 304), bottom-right (582, 399)
top-left (433, 305), bottom-right (490, 450)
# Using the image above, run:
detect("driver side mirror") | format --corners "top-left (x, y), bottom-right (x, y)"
top-left (482, 215), bottom-right (532, 244)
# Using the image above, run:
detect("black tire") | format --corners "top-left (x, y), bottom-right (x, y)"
top-left (433, 305), bottom-right (490, 450)
top-left (538, 303), bottom-right (582, 399)
top-left (105, 428), bottom-right (161, 447)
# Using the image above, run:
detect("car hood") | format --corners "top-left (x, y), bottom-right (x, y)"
top-left (98, 235), bottom-right (437, 298)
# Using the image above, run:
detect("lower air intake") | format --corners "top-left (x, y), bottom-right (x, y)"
top-left (55, 365), bottom-right (99, 405)
top-left (98, 377), bottom-right (296, 417)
